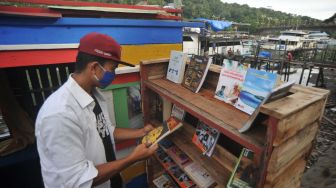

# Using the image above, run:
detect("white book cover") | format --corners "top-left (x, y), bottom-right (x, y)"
top-left (171, 104), bottom-right (186, 121)
top-left (153, 173), bottom-right (178, 188)
top-left (214, 59), bottom-right (249, 106)
top-left (166, 50), bottom-right (188, 84)
top-left (184, 162), bottom-right (215, 188)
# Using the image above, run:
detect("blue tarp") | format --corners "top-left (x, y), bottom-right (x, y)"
top-left (258, 51), bottom-right (272, 59)
top-left (196, 18), bottom-right (232, 32)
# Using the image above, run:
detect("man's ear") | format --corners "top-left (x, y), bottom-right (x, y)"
top-left (87, 61), bottom-right (98, 74)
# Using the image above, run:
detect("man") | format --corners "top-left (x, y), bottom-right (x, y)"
top-left (35, 32), bottom-right (158, 188)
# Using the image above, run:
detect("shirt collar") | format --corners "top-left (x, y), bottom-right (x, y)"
top-left (66, 74), bottom-right (94, 109)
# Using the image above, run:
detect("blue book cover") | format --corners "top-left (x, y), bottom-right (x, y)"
top-left (235, 69), bottom-right (277, 115)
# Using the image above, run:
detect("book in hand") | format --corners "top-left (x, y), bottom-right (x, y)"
top-left (171, 104), bottom-right (186, 121)
top-left (153, 173), bottom-right (179, 188)
top-left (235, 68), bottom-right (277, 115)
top-left (215, 59), bottom-right (249, 105)
top-left (184, 162), bottom-right (216, 188)
top-left (227, 148), bottom-right (257, 188)
top-left (142, 117), bottom-right (183, 147)
top-left (192, 121), bottom-right (220, 157)
top-left (166, 50), bottom-right (188, 84)
top-left (182, 55), bottom-right (212, 93)
top-left (239, 80), bottom-right (295, 133)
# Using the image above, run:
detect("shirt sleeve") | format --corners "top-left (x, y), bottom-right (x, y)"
top-left (39, 112), bottom-right (98, 188)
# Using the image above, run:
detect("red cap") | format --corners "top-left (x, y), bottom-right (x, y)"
top-left (78, 32), bottom-right (134, 67)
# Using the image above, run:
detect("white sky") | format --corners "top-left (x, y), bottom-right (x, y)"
top-left (221, 0), bottom-right (336, 20)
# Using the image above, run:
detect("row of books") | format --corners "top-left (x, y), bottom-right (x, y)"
top-left (154, 139), bottom-right (216, 188)
top-left (166, 51), bottom-right (295, 133)
top-left (153, 145), bottom-right (257, 188)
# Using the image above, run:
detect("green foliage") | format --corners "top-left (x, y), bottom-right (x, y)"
top-left (80, 0), bottom-right (321, 32)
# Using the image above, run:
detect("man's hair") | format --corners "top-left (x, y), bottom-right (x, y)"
top-left (75, 52), bottom-right (109, 73)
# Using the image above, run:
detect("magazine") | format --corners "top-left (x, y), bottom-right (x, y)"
top-left (159, 139), bottom-right (191, 166)
top-left (155, 148), bottom-right (196, 188)
top-left (153, 173), bottom-right (179, 188)
top-left (227, 148), bottom-right (256, 188)
top-left (235, 69), bottom-right (277, 115)
top-left (171, 104), bottom-right (186, 121)
top-left (168, 166), bottom-right (196, 188)
top-left (184, 162), bottom-right (216, 188)
top-left (192, 121), bottom-right (220, 157)
top-left (166, 50), bottom-right (188, 84)
top-left (215, 59), bottom-right (249, 105)
top-left (156, 147), bottom-right (177, 169)
top-left (239, 80), bottom-right (295, 133)
top-left (165, 145), bottom-right (191, 166)
top-left (182, 55), bottom-right (212, 93)
top-left (142, 117), bottom-right (183, 147)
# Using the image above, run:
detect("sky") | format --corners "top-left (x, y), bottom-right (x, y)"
top-left (221, 0), bottom-right (336, 20)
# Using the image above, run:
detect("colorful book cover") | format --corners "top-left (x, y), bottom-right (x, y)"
top-left (215, 59), bottom-right (249, 105)
top-left (159, 139), bottom-right (175, 150)
top-left (165, 145), bottom-right (191, 166)
top-left (171, 104), bottom-right (186, 121)
top-left (182, 55), bottom-right (212, 93)
top-left (153, 173), bottom-right (179, 188)
top-left (142, 117), bottom-right (183, 147)
top-left (168, 166), bottom-right (196, 188)
top-left (227, 148), bottom-right (256, 188)
top-left (235, 69), bottom-right (277, 115)
top-left (166, 50), bottom-right (188, 84)
top-left (156, 147), bottom-right (177, 170)
top-left (192, 122), bottom-right (220, 157)
top-left (184, 162), bottom-right (216, 188)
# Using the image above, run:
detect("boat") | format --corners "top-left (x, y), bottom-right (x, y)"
top-left (262, 30), bottom-right (316, 51)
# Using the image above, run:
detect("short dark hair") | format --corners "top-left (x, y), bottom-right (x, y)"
top-left (75, 52), bottom-right (109, 73)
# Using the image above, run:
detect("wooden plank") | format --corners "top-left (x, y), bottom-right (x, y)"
top-left (162, 97), bottom-right (172, 122)
top-left (141, 58), bottom-right (169, 65)
top-left (4, 0), bottom-right (183, 13)
top-left (146, 156), bottom-right (166, 188)
top-left (0, 44), bottom-right (181, 68)
top-left (260, 91), bottom-right (324, 119)
top-left (273, 99), bottom-right (325, 146)
top-left (290, 84), bottom-right (330, 98)
top-left (264, 158), bottom-right (306, 188)
top-left (169, 123), bottom-right (231, 187)
top-left (266, 143), bottom-right (311, 183)
top-left (268, 122), bottom-right (318, 173)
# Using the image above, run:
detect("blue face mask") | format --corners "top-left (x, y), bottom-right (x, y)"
top-left (95, 64), bottom-right (115, 89)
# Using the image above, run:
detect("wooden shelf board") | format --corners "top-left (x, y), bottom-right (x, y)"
top-left (145, 78), bottom-right (265, 154)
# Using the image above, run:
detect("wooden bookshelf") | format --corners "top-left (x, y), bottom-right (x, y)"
top-left (141, 58), bottom-right (329, 188)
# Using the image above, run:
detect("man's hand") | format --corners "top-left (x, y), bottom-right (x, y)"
top-left (128, 143), bottom-right (158, 162)
top-left (141, 124), bottom-right (155, 137)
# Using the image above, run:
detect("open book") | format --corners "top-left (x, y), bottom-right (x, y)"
top-left (239, 80), bottom-right (295, 133)
top-left (142, 117), bottom-right (183, 147)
